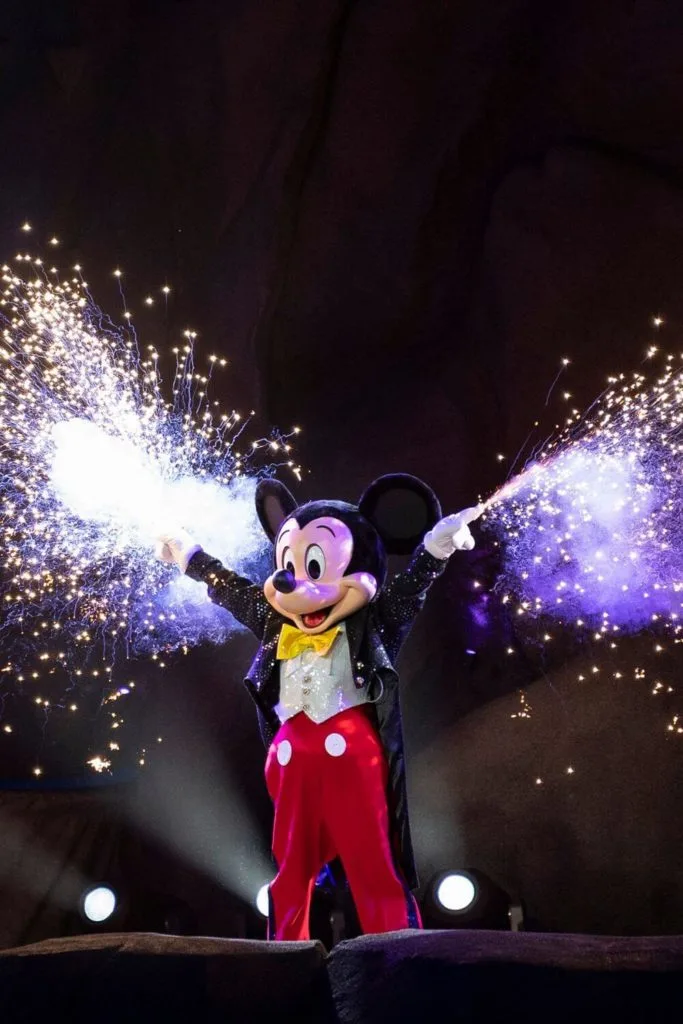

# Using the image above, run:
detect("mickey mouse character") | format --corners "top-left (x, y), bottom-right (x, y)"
top-left (157, 474), bottom-right (481, 941)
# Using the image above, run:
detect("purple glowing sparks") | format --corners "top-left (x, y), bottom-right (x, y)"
top-left (483, 356), bottom-right (683, 637)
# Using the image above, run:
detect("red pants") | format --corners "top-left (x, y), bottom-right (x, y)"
top-left (264, 706), bottom-right (421, 941)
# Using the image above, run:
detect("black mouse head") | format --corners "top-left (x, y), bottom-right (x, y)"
top-left (255, 473), bottom-right (441, 633)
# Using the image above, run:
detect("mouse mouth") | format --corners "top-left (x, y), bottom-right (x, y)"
top-left (300, 607), bottom-right (333, 629)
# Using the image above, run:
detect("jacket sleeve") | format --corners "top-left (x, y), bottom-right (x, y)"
top-left (375, 544), bottom-right (448, 641)
top-left (185, 550), bottom-right (269, 641)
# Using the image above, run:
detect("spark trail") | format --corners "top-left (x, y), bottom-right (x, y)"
top-left (0, 259), bottom-right (299, 684)
top-left (482, 352), bottom-right (683, 639)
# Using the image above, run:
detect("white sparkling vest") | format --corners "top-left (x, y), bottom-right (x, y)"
top-left (274, 623), bottom-right (368, 724)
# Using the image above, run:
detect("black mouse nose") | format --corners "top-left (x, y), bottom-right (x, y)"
top-left (272, 570), bottom-right (296, 594)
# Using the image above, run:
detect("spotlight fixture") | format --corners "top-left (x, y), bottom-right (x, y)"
top-left (81, 885), bottom-right (118, 924)
top-left (435, 871), bottom-right (478, 913)
top-left (423, 869), bottom-right (514, 930)
top-left (255, 883), bottom-right (270, 918)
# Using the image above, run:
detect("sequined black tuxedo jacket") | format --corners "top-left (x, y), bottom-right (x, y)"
top-left (185, 544), bottom-right (446, 888)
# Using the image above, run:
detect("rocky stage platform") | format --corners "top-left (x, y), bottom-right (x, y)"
top-left (1, 929), bottom-right (682, 1023)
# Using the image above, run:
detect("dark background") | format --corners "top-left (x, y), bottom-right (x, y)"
top-left (0, 0), bottom-right (682, 946)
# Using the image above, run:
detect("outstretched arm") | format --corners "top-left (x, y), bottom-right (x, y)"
top-left (157, 531), bottom-right (269, 640)
top-left (376, 504), bottom-right (483, 640)
top-left (377, 544), bottom-right (448, 635)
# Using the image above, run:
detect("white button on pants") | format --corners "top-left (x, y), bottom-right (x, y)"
top-left (324, 732), bottom-right (347, 757)
top-left (276, 740), bottom-right (292, 766)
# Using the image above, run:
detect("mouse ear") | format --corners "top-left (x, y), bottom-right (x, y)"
top-left (358, 473), bottom-right (442, 555)
top-left (255, 478), bottom-right (299, 542)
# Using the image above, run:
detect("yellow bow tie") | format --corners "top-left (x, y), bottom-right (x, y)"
top-left (276, 623), bottom-right (341, 660)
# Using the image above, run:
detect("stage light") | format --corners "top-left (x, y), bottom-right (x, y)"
top-left (423, 869), bottom-right (514, 930)
top-left (255, 883), bottom-right (270, 918)
top-left (81, 885), bottom-right (117, 923)
top-left (435, 871), bottom-right (477, 912)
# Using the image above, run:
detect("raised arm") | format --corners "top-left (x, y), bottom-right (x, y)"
top-left (157, 531), bottom-right (269, 640)
top-left (376, 543), bottom-right (448, 636)
top-left (376, 504), bottom-right (483, 645)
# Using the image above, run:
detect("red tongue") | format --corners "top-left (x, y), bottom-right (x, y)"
top-left (302, 610), bottom-right (327, 628)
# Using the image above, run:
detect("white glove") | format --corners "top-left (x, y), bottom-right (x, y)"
top-left (423, 504), bottom-right (484, 559)
top-left (155, 528), bottom-right (202, 573)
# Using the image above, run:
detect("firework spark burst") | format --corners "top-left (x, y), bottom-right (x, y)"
top-left (483, 350), bottom-right (683, 640)
top-left (0, 257), bottom-right (300, 693)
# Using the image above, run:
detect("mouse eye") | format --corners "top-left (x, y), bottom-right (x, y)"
top-left (280, 547), bottom-right (295, 574)
top-left (305, 544), bottom-right (326, 581)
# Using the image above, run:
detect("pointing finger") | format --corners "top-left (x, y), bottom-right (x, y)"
top-left (459, 504), bottom-right (485, 525)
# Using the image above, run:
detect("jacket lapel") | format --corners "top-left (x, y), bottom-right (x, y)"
top-left (345, 607), bottom-right (368, 664)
